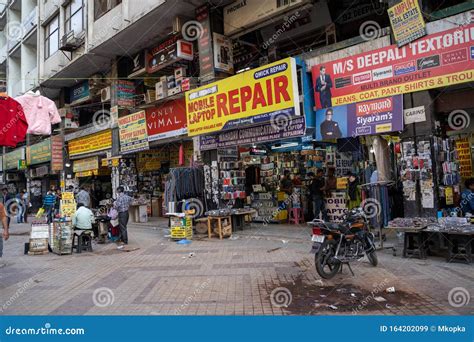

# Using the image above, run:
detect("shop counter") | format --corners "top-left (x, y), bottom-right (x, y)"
top-left (231, 209), bottom-right (257, 231)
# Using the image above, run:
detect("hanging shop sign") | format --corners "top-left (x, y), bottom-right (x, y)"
top-left (128, 50), bottom-right (147, 78)
top-left (146, 36), bottom-right (193, 74)
top-left (315, 95), bottom-right (403, 140)
top-left (27, 138), bottom-right (51, 166)
top-left (68, 130), bottom-right (112, 156)
top-left (73, 156), bottom-right (99, 173)
top-left (51, 135), bottom-right (64, 172)
top-left (186, 57), bottom-right (300, 136)
top-left (137, 151), bottom-right (162, 172)
top-left (404, 105), bottom-right (426, 125)
top-left (223, 0), bottom-right (306, 36)
top-left (33, 165), bottom-right (49, 178)
top-left (146, 99), bottom-right (187, 141)
top-left (4, 148), bottom-right (25, 170)
top-left (69, 81), bottom-right (90, 105)
top-left (118, 111), bottom-right (150, 154)
top-left (113, 80), bottom-right (136, 108)
top-left (455, 138), bottom-right (473, 178)
top-left (200, 116), bottom-right (305, 150)
top-left (196, 5), bottom-right (215, 81)
top-left (213, 33), bottom-right (234, 74)
top-left (311, 24), bottom-right (474, 109)
top-left (18, 160), bottom-right (27, 170)
top-left (388, 0), bottom-right (426, 47)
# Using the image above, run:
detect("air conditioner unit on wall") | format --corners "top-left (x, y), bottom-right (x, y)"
top-left (101, 87), bottom-right (111, 102)
top-left (6, 174), bottom-right (19, 181)
top-left (59, 30), bottom-right (84, 52)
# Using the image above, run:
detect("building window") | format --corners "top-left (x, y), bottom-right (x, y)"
top-left (94, 0), bottom-right (122, 20)
top-left (45, 15), bottom-right (59, 59)
top-left (65, 0), bottom-right (84, 36)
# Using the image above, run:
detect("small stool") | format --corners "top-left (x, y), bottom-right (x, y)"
top-left (73, 230), bottom-right (93, 253)
top-left (288, 208), bottom-right (304, 224)
top-left (403, 232), bottom-right (426, 259)
top-left (446, 234), bottom-right (472, 264)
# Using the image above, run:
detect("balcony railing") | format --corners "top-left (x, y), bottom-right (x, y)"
top-left (22, 6), bottom-right (38, 38)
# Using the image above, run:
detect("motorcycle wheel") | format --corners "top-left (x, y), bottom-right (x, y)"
top-left (315, 240), bottom-right (341, 279)
top-left (367, 251), bottom-right (378, 266)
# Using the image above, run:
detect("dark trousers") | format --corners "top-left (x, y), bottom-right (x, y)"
top-left (46, 206), bottom-right (54, 224)
top-left (118, 211), bottom-right (129, 244)
top-left (313, 196), bottom-right (328, 221)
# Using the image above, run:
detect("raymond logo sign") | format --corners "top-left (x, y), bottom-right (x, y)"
top-left (185, 57), bottom-right (300, 136)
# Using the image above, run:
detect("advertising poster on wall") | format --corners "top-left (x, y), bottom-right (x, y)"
top-left (455, 138), bottom-right (473, 178)
top-left (186, 57), bottom-right (300, 136)
top-left (388, 0), bottom-right (427, 47)
top-left (68, 130), bottom-right (112, 156)
top-left (312, 24), bottom-right (474, 109)
top-left (213, 33), bottom-right (234, 73)
top-left (146, 99), bottom-right (187, 141)
top-left (118, 111), bottom-right (150, 154)
top-left (315, 95), bottom-right (403, 140)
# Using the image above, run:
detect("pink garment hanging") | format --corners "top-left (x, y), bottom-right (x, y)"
top-left (15, 92), bottom-right (61, 135)
top-left (179, 144), bottom-right (184, 166)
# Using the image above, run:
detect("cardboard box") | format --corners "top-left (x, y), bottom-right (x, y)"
top-left (168, 85), bottom-right (182, 96)
top-left (174, 67), bottom-right (185, 80)
top-left (155, 81), bottom-right (167, 100)
top-left (160, 76), bottom-right (167, 83)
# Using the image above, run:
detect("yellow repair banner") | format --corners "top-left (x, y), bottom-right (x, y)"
top-left (185, 57), bottom-right (300, 136)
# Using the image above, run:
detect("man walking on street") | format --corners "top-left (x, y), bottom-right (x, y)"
top-left (2, 188), bottom-right (13, 227)
top-left (43, 190), bottom-right (56, 224)
top-left (114, 186), bottom-right (132, 246)
top-left (0, 202), bottom-right (10, 268)
top-left (76, 187), bottom-right (91, 208)
top-left (310, 169), bottom-right (328, 221)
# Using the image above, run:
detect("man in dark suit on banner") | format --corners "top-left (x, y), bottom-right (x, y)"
top-left (315, 66), bottom-right (333, 108)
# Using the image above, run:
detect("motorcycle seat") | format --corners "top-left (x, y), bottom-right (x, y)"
top-left (324, 222), bottom-right (351, 233)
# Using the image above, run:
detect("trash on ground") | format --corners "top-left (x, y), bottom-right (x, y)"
top-left (320, 294), bottom-right (327, 298)
top-left (229, 235), bottom-right (239, 240)
top-left (374, 296), bottom-right (386, 302)
top-left (328, 305), bottom-right (338, 310)
top-left (177, 239), bottom-right (192, 245)
top-left (188, 252), bottom-right (195, 258)
top-left (281, 240), bottom-right (288, 244)
top-left (267, 247), bottom-right (282, 253)
top-left (385, 304), bottom-right (394, 309)
top-left (386, 287), bottom-right (396, 293)
top-left (350, 293), bottom-right (356, 297)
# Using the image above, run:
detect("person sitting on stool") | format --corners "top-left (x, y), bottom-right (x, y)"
top-left (72, 203), bottom-right (95, 232)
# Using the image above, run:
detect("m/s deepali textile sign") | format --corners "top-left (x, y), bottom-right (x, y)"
top-left (312, 24), bottom-right (474, 109)
top-left (200, 116), bottom-right (305, 150)
top-left (186, 57), bottom-right (300, 136)
top-left (315, 95), bottom-right (403, 140)
top-left (118, 111), bottom-right (149, 154)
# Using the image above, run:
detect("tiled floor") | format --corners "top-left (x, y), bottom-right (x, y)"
top-left (0, 219), bottom-right (472, 315)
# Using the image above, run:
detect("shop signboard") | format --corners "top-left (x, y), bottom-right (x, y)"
top-left (325, 191), bottom-right (347, 222)
top-left (73, 157), bottom-right (99, 173)
top-left (146, 99), bottom-right (187, 141)
top-left (223, 0), bottom-right (305, 36)
top-left (146, 35), bottom-right (182, 74)
top-left (455, 138), bottom-right (473, 178)
top-left (68, 130), bottom-right (112, 156)
top-left (4, 148), bottom-right (25, 170)
top-left (128, 50), bottom-right (147, 78)
top-left (213, 33), bottom-right (234, 74)
top-left (18, 160), bottom-right (27, 170)
top-left (404, 105), bottom-right (426, 124)
top-left (311, 24), bottom-right (474, 109)
top-left (388, 0), bottom-right (426, 47)
top-left (27, 138), bottom-right (51, 166)
top-left (137, 151), bottom-right (162, 172)
top-left (118, 111), bottom-right (150, 154)
top-left (200, 116), bottom-right (305, 150)
top-left (196, 5), bottom-right (215, 81)
top-left (113, 80), bottom-right (136, 108)
top-left (315, 95), bottom-right (403, 140)
top-left (69, 81), bottom-right (90, 105)
top-left (51, 135), bottom-right (64, 172)
top-left (186, 57), bottom-right (300, 136)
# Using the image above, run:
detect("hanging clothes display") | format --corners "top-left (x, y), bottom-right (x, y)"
top-left (15, 91), bottom-right (61, 136)
top-left (0, 96), bottom-right (28, 147)
top-left (372, 136), bottom-right (392, 181)
top-left (164, 167), bottom-right (205, 212)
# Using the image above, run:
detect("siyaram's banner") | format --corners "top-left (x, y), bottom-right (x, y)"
top-left (186, 57), bottom-right (300, 136)
top-left (312, 24), bottom-right (474, 109)
top-left (315, 95), bottom-right (403, 140)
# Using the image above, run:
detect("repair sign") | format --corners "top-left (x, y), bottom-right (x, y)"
top-left (185, 57), bottom-right (300, 136)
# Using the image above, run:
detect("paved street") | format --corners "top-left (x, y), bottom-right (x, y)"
top-left (0, 219), bottom-right (472, 316)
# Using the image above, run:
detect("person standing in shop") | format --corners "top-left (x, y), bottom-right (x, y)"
top-left (76, 187), bottom-right (91, 208)
top-left (310, 170), bottom-right (328, 221)
top-left (346, 172), bottom-right (361, 210)
top-left (22, 189), bottom-right (29, 223)
top-left (0, 202), bottom-right (9, 268)
top-left (114, 186), bottom-right (133, 246)
top-left (280, 170), bottom-right (294, 195)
